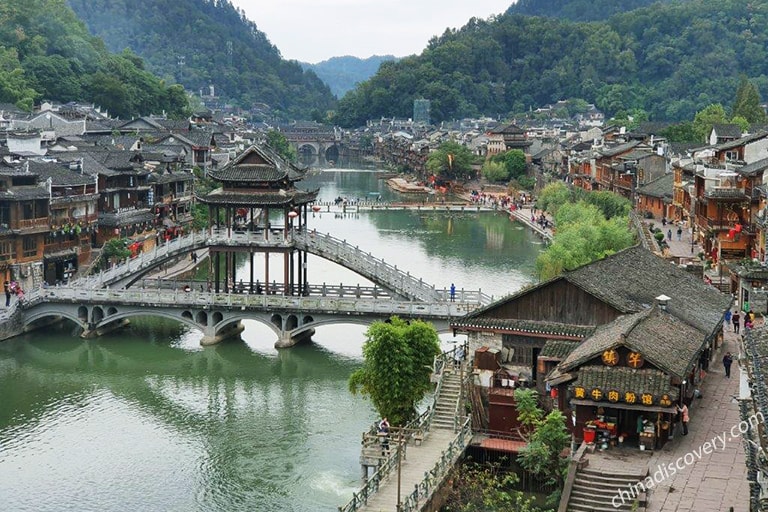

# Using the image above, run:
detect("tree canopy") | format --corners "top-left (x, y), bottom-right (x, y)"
top-left (426, 141), bottom-right (477, 181)
top-left (0, 0), bottom-right (190, 117)
top-left (535, 183), bottom-right (635, 280)
top-left (348, 317), bottom-right (440, 426)
top-left (67, 0), bottom-right (336, 120)
top-left (334, 0), bottom-right (768, 127)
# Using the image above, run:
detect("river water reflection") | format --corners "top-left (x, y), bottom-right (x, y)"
top-left (0, 170), bottom-right (542, 511)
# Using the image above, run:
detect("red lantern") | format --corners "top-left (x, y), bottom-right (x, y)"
top-left (312, 205), bottom-right (321, 212)
top-left (728, 229), bottom-right (736, 239)
top-left (735, 224), bottom-right (742, 233)
top-left (288, 211), bottom-right (299, 219)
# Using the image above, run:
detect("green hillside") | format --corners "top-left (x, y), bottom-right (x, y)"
top-left (507, 0), bottom-right (676, 21)
top-left (0, 0), bottom-right (188, 118)
top-left (335, 0), bottom-right (768, 127)
top-left (66, 0), bottom-right (336, 119)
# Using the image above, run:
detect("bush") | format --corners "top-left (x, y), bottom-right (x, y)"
top-left (654, 231), bottom-right (665, 242)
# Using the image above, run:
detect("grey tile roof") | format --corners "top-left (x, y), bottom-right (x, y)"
top-left (27, 160), bottom-right (93, 186)
top-left (198, 188), bottom-right (318, 206)
top-left (0, 185), bottom-right (49, 200)
top-left (565, 245), bottom-right (731, 334)
top-left (637, 173), bottom-right (674, 199)
top-left (598, 141), bottom-right (641, 158)
top-left (453, 317), bottom-right (595, 338)
top-left (569, 366), bottom-right (679, 404)
top-left (539, 340), bottom-right (581, 360)
top-left (713, 130), bottom-right (768, 152)
top-left (209, 144), bottom-right (307, 183)
top-left (736, 157), bottom-right (768, 177)
top-left (559, 306), bottom-right (705, 379)
top-left (712, 123), bottom-right (742, 139)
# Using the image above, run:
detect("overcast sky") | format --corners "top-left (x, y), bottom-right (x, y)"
top-left (230, 0), bottom-right (513, 63)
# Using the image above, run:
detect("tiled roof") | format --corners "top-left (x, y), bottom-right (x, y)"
top-left (565, 245), bottom-right (731, 334)
top-left (453, 317), bottom-right (595, 338)
top-left (598, 141), bottom-right (641, 158)
top-left (0, 185), bottom-right (49, 200)
top-left (713, 130), bottom-right (768, 152)
top-left (637, 173), bottom-right (673, 199)
top-left (211, 164), bottom-right (285, 182)
top-left (559, 306), bottom-right (705, 379)
top-left (569, 366), bottom-right (678, 404)
top-left (27, 160), bottom-right (93, 186)
top-left (712, 123), bottom-right (742, 139)
top-left (198, 188), bottom-right (318, 206)
top-left (539, 340), bottom-right (581, 360)
top-left (736, 157), bottom-right (768, 177)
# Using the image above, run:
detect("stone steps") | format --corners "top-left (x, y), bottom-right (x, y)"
top-left (567, 468), bottom-right (647, 512)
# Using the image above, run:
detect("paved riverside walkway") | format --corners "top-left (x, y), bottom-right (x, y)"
top-left (359, 429), bottom-right (456, 512)
top-left (586, 325), bottom-right (751, 511)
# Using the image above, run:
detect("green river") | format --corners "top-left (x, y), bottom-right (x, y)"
top-left (0, 170), bottom-right (542, 512)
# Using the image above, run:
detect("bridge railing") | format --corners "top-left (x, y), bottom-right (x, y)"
top-left (135, 279), bottom-right (394, 299)
top-left (399, 417), bottom-right (472, 512)
top-left (29, 287), bottom-right (478, 319)
top-left (295, 229), bottom-right (444, 303)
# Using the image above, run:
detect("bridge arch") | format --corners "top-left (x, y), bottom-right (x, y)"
top-left (324, 145), bottom-right (339, 165)
top-left (22, 310), bottom-right (86, 331)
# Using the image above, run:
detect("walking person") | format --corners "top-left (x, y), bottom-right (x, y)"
top-left (454, 343), bottom-right (464, 370)
top-left (725, 309), bottom-right (732, 331)
top-left (667, 229), bottom-right (672, 241)
top-left (3, 281), bottom-right (10, 307)
top-left (677, 403), bottom-right (689, 436)
top-left (733, 310), bottom-right (741, 334)
top-left (723, 352), bottom-right (734, 378)
top-left (677, 226), bottom-right (683, 241)
top-left (378, 417), bottom-right (390, 456)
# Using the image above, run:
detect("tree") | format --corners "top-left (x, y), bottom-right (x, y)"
top-left (426, 141), bottom-right (476, 180)
top-left (503, 149), bottom-right (527, 180)
top-left (102, 238), bottom-right (131, 268)
top-left (515, 389), bottom-right (570, 507)
top-left (481, 160), bottom-right (509, 183)
top-left (732, 75), bottom-right (767, 124)
top-left (348, 317), bottom-right (440, 425)
top-left (692, 103), bottom-right (728, 142)
top-left (265, 129), bottom-right (297, 163)
top-left (442, 461), bottom-right (545, 512)
top-left (535, 182), bottom-right (572, 215)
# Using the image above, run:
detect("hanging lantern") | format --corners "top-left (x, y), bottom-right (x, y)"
top-left (735, 224), bottom-right (743, 233)
top-left (288, 211), bottom-right (299, 219)
top-left (114, 228), bottom-right (120, 235)
top-left (312, 205), bottom-right (321, 213)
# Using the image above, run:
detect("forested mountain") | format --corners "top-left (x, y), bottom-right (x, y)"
top-left (0, 0), bottom-right (189, 118)
top-left (67, 0), bottom-right (336, 119)
top-left (335, 0), bottom-right (768, 127)
top-left (302, 55), bottom-right (398, 98)
top-left (507, 0), bottom-right (676, 21)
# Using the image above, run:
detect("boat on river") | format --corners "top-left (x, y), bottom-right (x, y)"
top-left (386, 177), bottom-right (432, 194)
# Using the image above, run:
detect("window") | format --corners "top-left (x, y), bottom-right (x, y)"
top-left (0, 241), bottom-right (15, 261)
top-left (511, 345), bottom-right (533, 366)
top-left (22, 237), bottom-right (37, 258)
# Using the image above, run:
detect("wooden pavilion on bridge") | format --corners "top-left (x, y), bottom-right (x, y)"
top-left (198, 144), bottom-right (319, 295)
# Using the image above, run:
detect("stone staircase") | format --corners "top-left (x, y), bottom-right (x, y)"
top-left (567, 467), bottom-right (648, 512)
top-left (430, 366), bottom-right (464, 431)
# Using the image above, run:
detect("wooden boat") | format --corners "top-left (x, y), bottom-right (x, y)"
top-left (386, 177), bottom-right (432, 194)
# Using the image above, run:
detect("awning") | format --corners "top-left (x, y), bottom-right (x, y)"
top-left (571, 399), bottom-right (676, 415)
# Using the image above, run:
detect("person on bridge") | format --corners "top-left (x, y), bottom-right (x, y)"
top-left (3, 281), bottom-right (10, 307)
top-left (450, 283), bottom-right (456, 302)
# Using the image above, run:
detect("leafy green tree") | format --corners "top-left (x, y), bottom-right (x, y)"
top-left (732, 75), bottom-right (767, 124)
top-left (348, 317), bottom-right (440, 426)
top-left (426, 141), bottom-right (475, 180)
top-left (481, 160), bottom-right (509, 183)
top-left (584, 190), bottom-right (631, 220)
top-left (514, 388), bottom-right (570, 507)
top-left (535, 182), bottom-right (572, 216)
top-left (504, 149), bottom-right (528, 180)
top-left (442, 460), bottom-right (545, 512)
top-left (661, 121), bottom-right (698, 143)
top-left (536, 201), bottom-right (634, 280)
top-left (265, 129), bottom-right (298, 163)
top-left (692, 104), bottom-right (728, 142)
top-left (102, 238), bottom-right (131, 268)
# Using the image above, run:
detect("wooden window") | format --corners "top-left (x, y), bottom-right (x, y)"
top-left (511, 345), bottom-right (533, 365)
top-left (22, 237), bottom-right (37, 257)
top-left (0, 241), bottom-right (15, 261)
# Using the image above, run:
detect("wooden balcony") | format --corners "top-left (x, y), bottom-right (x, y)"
top-left (15, 217), bottom-right (49, 232)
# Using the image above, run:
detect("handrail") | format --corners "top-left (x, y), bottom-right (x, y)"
top-left (400, 417), bottom-right (472, 512)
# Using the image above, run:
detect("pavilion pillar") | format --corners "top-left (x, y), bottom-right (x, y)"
top-left (250, 251), bottom-right (255, 293)
top-left (224, 250), bottom-right (229, 292)
top-left (289, 250), bottom-right (295, 295)
top-left (214, 251), bottom-right (221, 293)
top-left (283, 252), bottom-right (289, 295)
top-left (231, 252), bottom-right (237, 291)
top-left (265, 252), bottom-right (270, 294)
top-left (303, 251), bottom-right (308, 295)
